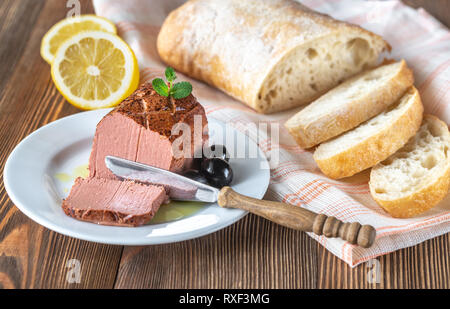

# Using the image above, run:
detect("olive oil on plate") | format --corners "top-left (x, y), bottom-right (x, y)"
top-left (55, 164), bottom-right (89, 193)
top-left (54, 164), bottom-right (89, 183)
top-left (149, 201), bottom-right (205, 224)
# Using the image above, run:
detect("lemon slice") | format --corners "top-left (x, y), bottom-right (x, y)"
top-left (51, 31), bottom-right (140, 110)
top-left (41, 14), bottom-right (117, 64)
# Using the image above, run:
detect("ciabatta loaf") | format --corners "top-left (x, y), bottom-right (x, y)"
top-left (157, 0), bottom-right (390, 113)
top-left (285, 60), bottom-right (413, 148)
top-left (314, 87), bottom-right (423, 179)
top-left (370, 115), bottom-right (450, 218)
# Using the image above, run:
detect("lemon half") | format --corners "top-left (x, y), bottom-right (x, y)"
top-left (51, 31), bottom-right (139, 110)
top-left (41, 14), bottom-right (117, 64)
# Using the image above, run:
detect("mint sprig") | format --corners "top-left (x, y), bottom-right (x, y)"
top-left (152, 67), bottom-right (192, 99)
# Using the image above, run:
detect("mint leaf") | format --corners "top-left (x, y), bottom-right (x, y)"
top-left (170, 81), bottom-right (192, 99)
top-left (152, 78), bottom-right (169, 97)
top-left (165, 67), bottom-right (177, 83)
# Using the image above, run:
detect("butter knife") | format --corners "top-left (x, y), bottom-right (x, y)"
top-left (105, 156), bottom-right (376, 248)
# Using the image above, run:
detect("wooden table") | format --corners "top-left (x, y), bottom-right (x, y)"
top-left (0, 0), bottom-right (448, 289)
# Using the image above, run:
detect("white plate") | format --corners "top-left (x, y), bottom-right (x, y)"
top-left (4, 109), bottom-right (270, 245)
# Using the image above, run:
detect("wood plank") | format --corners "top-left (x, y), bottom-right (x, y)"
top-left (316, 233), bottom-right (449, 288)
top-left (0, 0), bottom-right (123, 289)
top-left (115, 214), bottom-right (318, 288)
top-left (0, 0), bottom-right (45, 100)
top-left (116, 213), bottom-right (449, 288)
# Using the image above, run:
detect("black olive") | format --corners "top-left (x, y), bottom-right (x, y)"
top-left (183, 170), bottom-right (209, 185)
top-left (203, 144), bottom-right (230, 162)
top-left (200, 158), bottom-right (233, 188)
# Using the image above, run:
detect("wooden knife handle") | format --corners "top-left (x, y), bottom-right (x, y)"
top-left (217, 187), bottom-right (376, 248)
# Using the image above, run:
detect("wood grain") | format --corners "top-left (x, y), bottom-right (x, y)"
top-left (0, 0), bottom-right (122, 289)
top-left (0, 0), bottom-right (44, 100)
top-left (0, 0), bottom-right (448, 289)
top-left (114, 213), bottom-right (449, 289)
top-left (115, 214), bottom-right (318, 289)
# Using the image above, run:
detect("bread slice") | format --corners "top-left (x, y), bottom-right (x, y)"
top-left (157, 0), bottom-right (390, 113)
top-left (314, 87), bottom-right (423, 179)
top-left (369, 115), bottom-right (450, 218)
top-left (285, 60), bottom-right (414, 148)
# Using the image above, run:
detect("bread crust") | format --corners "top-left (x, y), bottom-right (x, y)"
top-left (285, 60), bottom-right (414, 148)
top-left (371, 167), bottom-right (450, 218)
top-left (314, 87), bottom-right (424, 179)
top-left (157, 0), bottom-right (389, 113)
top-left (369, 115), bottom-right (450, 218)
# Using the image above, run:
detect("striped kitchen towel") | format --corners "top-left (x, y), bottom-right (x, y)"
top-left (93, 0), bottom-right (450, 267)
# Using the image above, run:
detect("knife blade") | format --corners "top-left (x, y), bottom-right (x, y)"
top-left (105, 156), bottom-right (220, 203)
